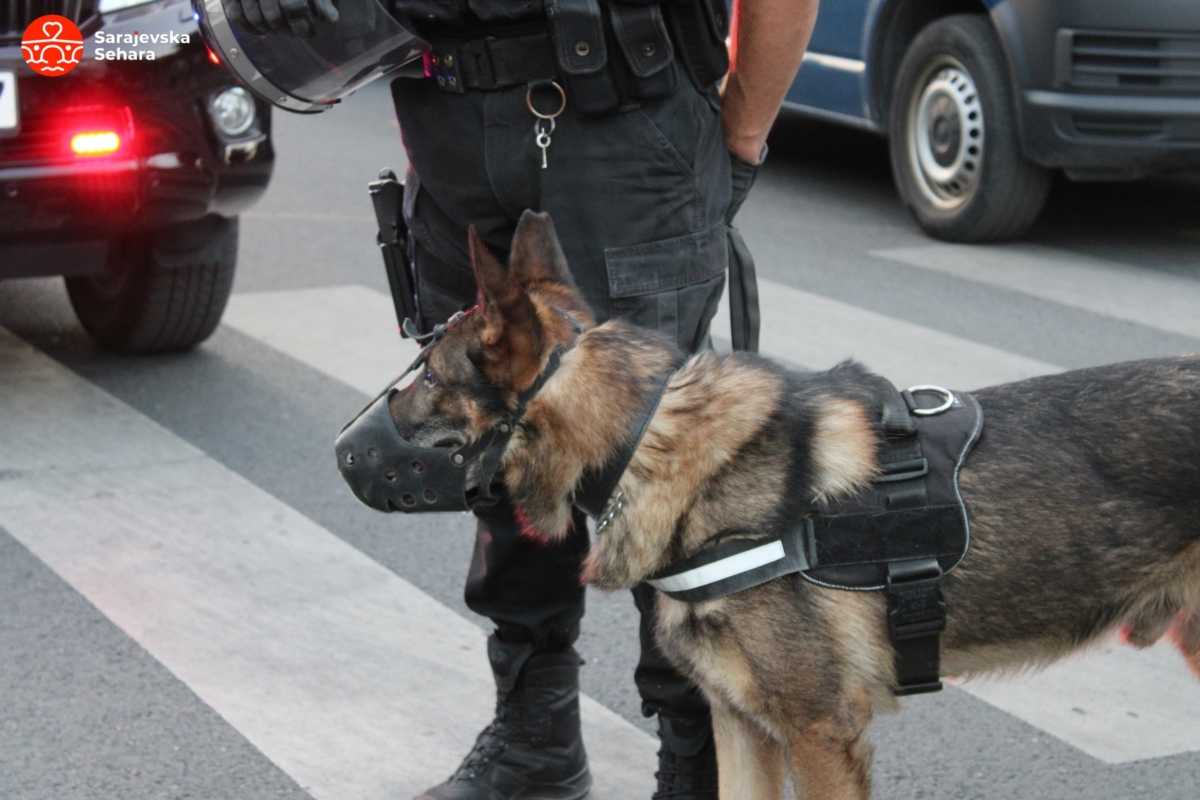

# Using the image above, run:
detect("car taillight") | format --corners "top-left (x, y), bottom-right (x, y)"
top-left (58, 106), bottom-right (135, 161)
top-left (70, 131), bottom-right (122, 157)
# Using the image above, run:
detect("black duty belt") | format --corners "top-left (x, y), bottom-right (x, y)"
top-left (646, 380), bottom-right (985, 696)
top-left (423, 31), bottom-right (558, 93)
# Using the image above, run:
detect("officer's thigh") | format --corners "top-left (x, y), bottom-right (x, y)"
top-left (541, 68), bottom-right (734, 353)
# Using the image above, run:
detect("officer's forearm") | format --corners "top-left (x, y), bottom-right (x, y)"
top-left (722, 0), bottom-right (819, 164)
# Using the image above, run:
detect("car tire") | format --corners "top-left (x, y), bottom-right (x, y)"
top-left (66, 216), bottom-right (238, 354)
top-left (888, 14), bottom-right (1051, 242)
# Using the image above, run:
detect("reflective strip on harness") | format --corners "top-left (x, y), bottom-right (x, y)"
top-left (650, 540), bottom-right (786, 594)
top-left (647, 529), bottom-right (812, 603)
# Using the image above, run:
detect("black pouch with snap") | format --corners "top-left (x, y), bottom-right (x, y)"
top-left (546, 0), bottom-right (620, 115)
top-left (609, 2), bottom-right (676, 100)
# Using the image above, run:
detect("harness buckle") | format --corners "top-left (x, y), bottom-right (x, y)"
top-left (886, 558), bottom-right (946, 696)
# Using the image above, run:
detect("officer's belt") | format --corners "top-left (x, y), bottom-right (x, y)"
top-left (646, 380), bottom-right (985, 696)
top-left (424, 31), bottom-right (559, 92)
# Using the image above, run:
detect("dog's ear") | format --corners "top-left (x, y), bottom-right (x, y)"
top-left (470, 225), bottom-right (520, 345)
top-left (469, 225), bottom-right (543, 383)
top-left (509, 210), bottom-right (575, 289)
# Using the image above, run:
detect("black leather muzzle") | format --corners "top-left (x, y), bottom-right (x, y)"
top-left (335, 383), bottom-right (511, 513)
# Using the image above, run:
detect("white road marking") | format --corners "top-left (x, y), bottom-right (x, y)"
top-left (717, 276), bottom-right (1058, 388)
top-left (0, 327), bottom-right (653, 800)
top-left (873, 244), bottom-right (1200, 341)
top-left (224, 285), bottom-right (419, 395)
top-left (958, 641), bottom-right (1200, 764)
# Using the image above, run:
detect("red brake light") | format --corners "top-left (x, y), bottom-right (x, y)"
top-left (54, 105), bottom-right (135, 161)
top-left (206, 46), bottom-right (221, 66)
top-left (70, 130), bottom-right (122, 157)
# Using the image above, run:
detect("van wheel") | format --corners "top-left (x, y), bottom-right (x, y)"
top-left (67, 216), bottom-right (237, 354)
top-left (888, 14), bottom-right (1051, 242)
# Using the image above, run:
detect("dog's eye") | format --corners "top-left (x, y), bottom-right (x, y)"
top-left (423, 369), bottom-right (437, 388)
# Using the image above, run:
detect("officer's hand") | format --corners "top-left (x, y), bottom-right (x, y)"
top-left (230, 0), bottom-right (339, 38)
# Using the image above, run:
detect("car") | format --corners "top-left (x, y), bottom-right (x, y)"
top-left (787, 0), bottom-right (1200, 242)
top-left (1, 0), bottom-right (273, 353)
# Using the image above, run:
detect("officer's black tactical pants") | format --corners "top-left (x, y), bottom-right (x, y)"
top-left (391, 63), bottom-right (732, 720)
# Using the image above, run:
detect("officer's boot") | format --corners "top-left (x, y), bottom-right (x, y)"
top-left (416, 634), bottom-right (592, 800)
top-left (651, 714), bottom-right (719, 800)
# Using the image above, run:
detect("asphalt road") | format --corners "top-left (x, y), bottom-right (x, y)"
top-left (3, 79), bottom-right (1200, 800)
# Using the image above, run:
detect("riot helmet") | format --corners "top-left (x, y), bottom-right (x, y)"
top-left (194, 0), bottom-right (427, 113)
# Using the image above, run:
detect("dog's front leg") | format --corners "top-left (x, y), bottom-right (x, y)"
top-left (787, 723), bottom-right (873, 800)
top-left (711, 702), bottom-right (786, 800)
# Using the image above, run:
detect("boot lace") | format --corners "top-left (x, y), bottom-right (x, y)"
top-left (450, 694), bottom-right (533, 781)
top-left (652, 744), bottom-right (718, 800)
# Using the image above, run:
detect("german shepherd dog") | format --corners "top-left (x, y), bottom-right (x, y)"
top-left (387, 211), bottom-right (1200, 799)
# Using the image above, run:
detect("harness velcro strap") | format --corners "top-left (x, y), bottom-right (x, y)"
top-left (648, 532), bottom-right (809, 602)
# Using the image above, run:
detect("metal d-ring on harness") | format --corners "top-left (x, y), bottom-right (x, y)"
top-left (646, 380), bottom-right (985, 696)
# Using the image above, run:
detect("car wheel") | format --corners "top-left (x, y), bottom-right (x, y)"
top-left (888, 14), bottom-right (1051, 242)
top-left (66, 216), bottom-right (238, 354)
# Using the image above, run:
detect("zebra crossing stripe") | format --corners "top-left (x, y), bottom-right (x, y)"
top-left (715, 276), bottom-right (1058, 388)
top-left (873, 244), bottom-right (1200, 341)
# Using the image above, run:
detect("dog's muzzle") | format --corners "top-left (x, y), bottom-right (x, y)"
top-left (335, 386), bottom-right (512, 513)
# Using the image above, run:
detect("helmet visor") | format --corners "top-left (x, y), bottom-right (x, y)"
top-left (196, 0), bottom-right (427, 113)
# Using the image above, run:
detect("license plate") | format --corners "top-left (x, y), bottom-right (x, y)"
top-left (0, 70), bottom-right (17, 134)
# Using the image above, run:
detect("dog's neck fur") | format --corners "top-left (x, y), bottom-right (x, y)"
top-left (501, 320), bottom-right (880, 588)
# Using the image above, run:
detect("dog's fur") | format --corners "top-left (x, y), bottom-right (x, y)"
top-left (389, 211), bottom-right (1200, 799)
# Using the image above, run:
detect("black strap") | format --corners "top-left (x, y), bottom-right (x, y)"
top-left (886, 558), bottom-right (946, 695)
top-left (427, 32), bottom-right (558, 92)
top-left (575, 367), bottom-right (674, 518)
top-left (727, 227), bottom-right (760, 353)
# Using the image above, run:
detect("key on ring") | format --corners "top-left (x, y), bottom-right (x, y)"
top-left (526, 81), bottom-right (567, 170)
top-left (535, 119), bottom-right (555, 169)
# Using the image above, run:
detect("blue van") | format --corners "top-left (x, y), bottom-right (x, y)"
top-left (787, 1), bottom-right (1200, 241)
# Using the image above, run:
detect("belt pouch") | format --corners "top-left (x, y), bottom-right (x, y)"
top-left (609, 2), bottom-right (676, 100)
top-left (546, 0), bottom-right (620, 114)
top-left (663, 0), bottom-right (729, 90)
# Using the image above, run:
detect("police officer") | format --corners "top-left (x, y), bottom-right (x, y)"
top-left (231, 1), bottom-right (817, 797)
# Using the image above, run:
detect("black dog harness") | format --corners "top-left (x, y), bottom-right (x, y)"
top-left (645, 381), bottom-right (984, 696)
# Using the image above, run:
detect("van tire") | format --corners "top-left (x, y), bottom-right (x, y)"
top-left (889, 14), bottom-right (1051, 242)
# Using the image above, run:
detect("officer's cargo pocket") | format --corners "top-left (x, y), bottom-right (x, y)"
top-left (605, 224), bottom-right (727, 352)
